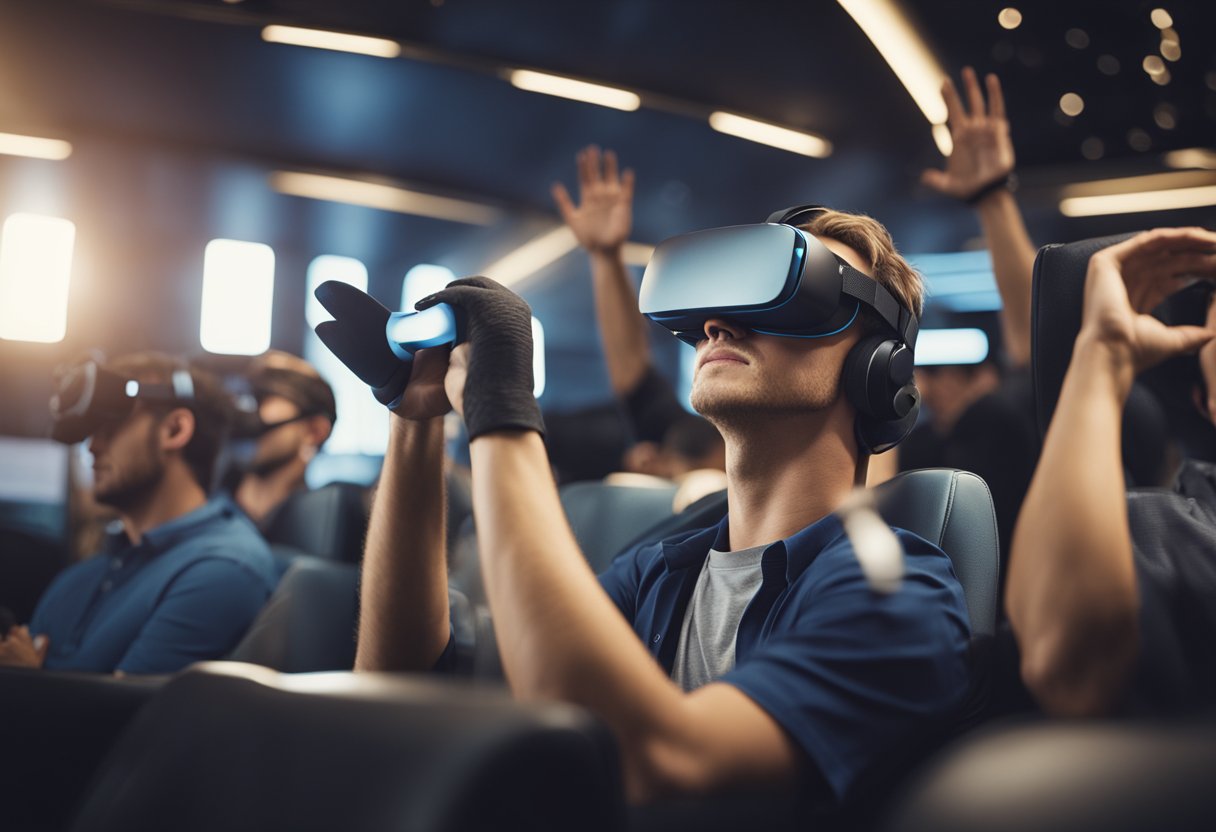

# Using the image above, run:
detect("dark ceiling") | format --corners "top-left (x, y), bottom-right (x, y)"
top-left (0, 0), bottom-right (1213, 421)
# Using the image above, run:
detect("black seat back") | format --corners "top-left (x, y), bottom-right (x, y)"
top-left (69, 663), bottom-right (622, 832)
top-left (263, 482), bottom-right (369, 563)
top-left (560, 480), bottom-right (680, 573)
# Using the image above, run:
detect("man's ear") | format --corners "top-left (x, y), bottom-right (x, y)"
top-left (307, 414), bottom-right (333, 448)
top-left (159, 407), bottom-right (196, 452)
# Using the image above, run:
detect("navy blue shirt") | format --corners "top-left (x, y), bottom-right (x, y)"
top-left (29, 496), bottom-right (276, 674)
top-left (598, 511), bottom-right (971, 803)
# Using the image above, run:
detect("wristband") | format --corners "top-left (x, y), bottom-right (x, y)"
top-left (964, 173), bottom-right (1017, 206)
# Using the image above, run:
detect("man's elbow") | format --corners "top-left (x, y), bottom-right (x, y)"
top-left (623, 737), bottom-right (715, 805)
top-left (1019, 610), bottom-right (1140, 717)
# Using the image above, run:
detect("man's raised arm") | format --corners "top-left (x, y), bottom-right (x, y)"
top-left (1007, 228), bottom-right (1216, 715)
top-left (922, 68), bottom-right (1036, 368)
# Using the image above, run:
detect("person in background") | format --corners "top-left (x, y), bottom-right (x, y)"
top-left (905, 67), bottom-right (1040, 563)
top-left (552, 146), bottom-right (727, 506)
top-left (1007, 227), bottom-right (1216, 716)
top-left (232, 350), bottom-right (337, 529)
top-left (0, 352), bottom-right (275, 673)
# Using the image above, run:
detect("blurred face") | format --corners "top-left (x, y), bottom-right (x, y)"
top-left (249, 394), bottom-right (309, 475)
top-left (689, 237), bottom-right (867, 425)
top-left (88, 408), bottom-right (165, 509)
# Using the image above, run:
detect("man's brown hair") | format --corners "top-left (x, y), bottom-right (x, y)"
top-left (107, 352), bottom-right (233, 491)
top-left (799, 209), bottom-right (925, 320)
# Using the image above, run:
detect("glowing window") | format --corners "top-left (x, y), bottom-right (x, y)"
top-left (914, 328), bottom-right (990, 366)
top-left (200, 239), bottom-right (275, 355)
top-left (0, 214), bottom-right (75, 343)
top-left (302, 255), bottom-right (388, 456)
top-left (402, 263), bottom-right (455, 311)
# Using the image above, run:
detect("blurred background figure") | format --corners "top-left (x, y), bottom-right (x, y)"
top-left (230, 349), bottom-right (338, 528)
top-left (553, 146), bottom-right (727, 509)
top-left (0, 352), bottom-right (275, 673)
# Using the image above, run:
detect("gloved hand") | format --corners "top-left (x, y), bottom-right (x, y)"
top-left (415, 277), bottom-right (544, 440)
top-left (313, 281), bottom-right (413, 408)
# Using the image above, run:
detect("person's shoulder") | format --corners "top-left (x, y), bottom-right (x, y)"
top-left (161, 498), bottom-right (275, 578)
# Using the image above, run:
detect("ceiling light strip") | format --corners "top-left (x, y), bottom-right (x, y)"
top-left (837, 0), bottom-right (951, 152)
top-left (1059, 185), bottom-right (1216, 217)
top-left (262, 25), bottom-right (401, 58)
top-left (270, 171), bottom-right (499, 225)
top-left (508, 69), bottom-right (641, 111)
top-left (708, 112), bottom-right (832, 158)
top-left (0, 132), bottom-right (72, 161)
top-left (480, 226), bottom-right (578, 288)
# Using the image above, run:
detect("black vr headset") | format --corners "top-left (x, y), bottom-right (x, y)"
top-left (49, 359), bottom-right (195, 444)
top-left (639, 205), bottom-right (921, 454)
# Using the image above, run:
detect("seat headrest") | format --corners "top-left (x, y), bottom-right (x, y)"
top-left (1031, 232), bottom-right (1137, 437)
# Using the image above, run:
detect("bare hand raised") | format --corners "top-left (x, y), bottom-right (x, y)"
top-left (552, 145), bottom-right (635, 254)
top-left (1080, 227), bottom-right (1216, 387)
top-left (921, 67), bottom-right (1015, 201)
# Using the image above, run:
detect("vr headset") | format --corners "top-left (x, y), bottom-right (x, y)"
top-left (49, 359), bottom-right (195, 444)
top-left (639, 205), bottom-right (921, 454)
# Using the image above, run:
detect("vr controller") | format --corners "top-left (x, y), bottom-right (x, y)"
top-left (312, 281), bottom-right (457, 409)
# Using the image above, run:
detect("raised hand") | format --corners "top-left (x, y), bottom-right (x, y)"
top-left (551, 145), bottom-right (635, 253)
top-left (1080, 227), bottom-right (1216, 381)
top-left (921, 67), bottom-right (1015, 201)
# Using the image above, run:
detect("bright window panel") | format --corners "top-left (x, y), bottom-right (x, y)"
top-left (915, 328), bottom-right (990, 366)
top-left (302, 254), bottom-right (387, 456)
top-left (0, 213), bottom-right (75, 343)
top-left (200, 239), bottom-right (274, 355)
top-left (402, 263), bottom-right (455, 311)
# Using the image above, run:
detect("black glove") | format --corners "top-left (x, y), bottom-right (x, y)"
top-left (313, 281), bottom-right (412, 408)
top-left (416, 277), bottom-right (544, 440)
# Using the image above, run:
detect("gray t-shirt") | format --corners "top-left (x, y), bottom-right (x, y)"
top-left (671, 545), bottom-right (766, 692)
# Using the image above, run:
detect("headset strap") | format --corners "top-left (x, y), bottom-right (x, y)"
top-left (839, 264), bottom-right (919, 348)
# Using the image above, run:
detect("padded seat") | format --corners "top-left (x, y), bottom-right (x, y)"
top-left (560, 479), bottom-right (681, 573)
top-left (263, 482), bottom-right (369, 563)
top-left (68, 663), bottom-right (623, 832)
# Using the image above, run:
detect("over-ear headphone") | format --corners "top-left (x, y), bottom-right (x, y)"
top-left (767, 205), bottom-right (921, 454)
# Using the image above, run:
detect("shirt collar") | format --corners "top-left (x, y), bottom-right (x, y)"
top-left (659, 510), bottom-right (848, 583)
top-left (105, 496), bottom-right (235, 554)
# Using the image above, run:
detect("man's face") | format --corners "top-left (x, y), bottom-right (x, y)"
top-left (87, 408), bottom-right (165, 509)
top-left (249, 394), bottom-right (308, 474)
top-left (689, 237), bottom-right (867, 423)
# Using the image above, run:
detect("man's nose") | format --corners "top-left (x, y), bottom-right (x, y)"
top-left (703, 317), bottom-right (747, 342)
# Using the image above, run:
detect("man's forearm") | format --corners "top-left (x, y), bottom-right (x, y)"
top-left (469, 431), bottom-right (694, 790)
top-left (355, 416), bottom-right (450, 672)
top-left (1007, 338), bottom-right (1139, 714)
top-left (975, 190), bottom-right (1036, 368)
top-left (589, 248), bottom-right (652, 395)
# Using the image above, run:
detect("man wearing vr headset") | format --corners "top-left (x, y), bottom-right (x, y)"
top-left (0, 353), bottom-right (275, 674)
top-left (230, 350), bottom-right (338, 528)
top-left (325, 207), bottom-right (969, 810)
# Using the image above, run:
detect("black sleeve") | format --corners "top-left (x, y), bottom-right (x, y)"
top-left (1124, 490), bottom-right (1216, 713)
top-left (621, 365), bottom-right (688, 445)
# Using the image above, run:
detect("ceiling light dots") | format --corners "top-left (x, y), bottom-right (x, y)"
top-left (1059, 93), bottom-right (1085, 117)
top-left (1160, 28), bottom-right (1181, 62)
top-left (1143, 54), bottom-right (1171, 86)
top-left (1154, 103), bottom-right (1178, 130)
top-left (998, 8), bottom-right (1023, 30)
top-left (1097, 54), bottom-right (1121, 75)
top-left (1127, 128), bottom-right (1153, 152)
top-left (1081, 137), bottom-right (1105, 160)
top-left (1065, 28), bottom-right (1090, 49)
top-left (1150, 8), bottom-right (1173, 30)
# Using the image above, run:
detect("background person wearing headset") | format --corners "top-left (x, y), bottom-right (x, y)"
top-left (334, 208), bottom-right (970, 814)
top-left (552, 146), bottom-right (727, 503)
top-left (231, 350), bottom-right (338, 528)
top-left (0, 353), bottom-right (275, 674)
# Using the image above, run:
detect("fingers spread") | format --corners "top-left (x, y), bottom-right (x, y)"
top-left (940, 76), bottom-right (966, 129)
top-left (551, 182), bottom-right (575, 218)
top-left (986, 73), bottom-right (1006, 120)
top-left (962, 66), bottom-right (985, 118)
top-left (604, 149), bottom-right (619, 183)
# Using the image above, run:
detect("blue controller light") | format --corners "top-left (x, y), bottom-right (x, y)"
top-left (386, 303), bottom-right (457, 361)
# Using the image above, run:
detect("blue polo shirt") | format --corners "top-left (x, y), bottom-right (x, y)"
top-left (598, 511), bottom-right (971, 803)
top-left (29, 496), bottom-right (276, 674)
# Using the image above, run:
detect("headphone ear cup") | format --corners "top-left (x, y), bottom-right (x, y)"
top-left (845, 335), bottom-right (921, 453)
